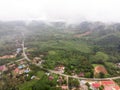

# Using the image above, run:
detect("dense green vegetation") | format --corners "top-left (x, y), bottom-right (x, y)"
top-left (0, 21), bottom-right (120, 88)
top-left (23, 21), bottom-right (120, 77)
top-left (18, 65), bottom-right (62, 90)
top-left (43, 50), bottom-right (94, 77)
top-left (27, 34), bottom-right (120, 77)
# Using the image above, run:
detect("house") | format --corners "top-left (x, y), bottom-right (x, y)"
top-left (55, 65), bottom-right (65, 73)
top-left (79, 85), bottom-right (88, 90)
top-left (19, 60), bottom-right (27, 64)
top-left (80, 80), bottom-right (87, 86)
top-left (14, 68), bottom-right (19, 74)
top-left (0, 65), bottom-right (8, 72)
top-left (116, 63), bottom-right (120, 68)
top-left (18, 65), bottom-right (23, 69)
top-left (100, 80), bottom-right (115, 86)
top-left (61, 85), bottom-right (68, 90)
top-left (8, 63), bottom-right (16, 70)
top-left (79, 80), bottom-right (120, 90)
top-left (48, 75), bottom-right (54, 81)
top-left (14, 67), bottom-right (30, 75)
top-left (92, 82), bottom-right (101, 90)
top-left (104, 86), bottom-right (115, 90)
top-left (102, 85), bottom-right (120, 90)
top-left (16, 48), bottom-right (22, 54)
top-left (24, 68), bottom-right (30, 73)
top-left (14, 68), bottom-right (24, 75)
top-left (32, 57), bottom-right (42, 65)
top-left (99, 80), bottom-right (120, 90)
top-left (78, 72), bottom-right (84, 77)
top-left (57, 76), bottom-right (63, 85)
top-left (113, 86), bottom-right (120, 90)
top-left (18, 64), bottom-right (26, 69)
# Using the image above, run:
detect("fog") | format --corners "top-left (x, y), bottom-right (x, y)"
top-left (0, 0), bottom-right (120, 23)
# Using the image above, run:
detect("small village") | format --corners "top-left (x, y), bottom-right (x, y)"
top-left (0, 50), bottom-right (120, 90)
top-left (1, 0), bottom-right (120, 89)
top-left (0, 35), bottom-right (119, 90)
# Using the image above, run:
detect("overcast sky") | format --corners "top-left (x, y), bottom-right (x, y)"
top-left (0, 0), bottom-right (120, 23)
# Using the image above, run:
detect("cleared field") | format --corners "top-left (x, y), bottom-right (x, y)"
top-left (94, 65), bottom-right (108, 74)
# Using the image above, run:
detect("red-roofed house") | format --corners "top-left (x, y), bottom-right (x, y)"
top-left (14, 68), bottom-right (19, 74)
top-left (99, 80), bottom-right (120, 90)
top-left (104, 86), bottom-right (114, 90)
top-left (48, 75), bottom-right (54, 81)
top-left (100, 80), bottom-right (115, 86)
top-left (78, 72), bottom-right (84, 77)
top-left (92, 82), bottom-right (101, 89)
top-left (113, 86), bottom-right (120, 90)
top-left (14, 68), bottom-right (25, 75)
top-left (61, 85), bottom-right (68, 90)
top-left (103, 85), bottom-right (120, 90)
top-left (104, 86), bottom-right (120, 90)
top-left (0, 65), bottom-right (8, 72)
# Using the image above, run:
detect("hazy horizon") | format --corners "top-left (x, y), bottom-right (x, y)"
top-left (0, 0), bottom-right (120, 23)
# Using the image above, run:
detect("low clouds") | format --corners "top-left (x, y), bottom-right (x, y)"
top-left (0, 0), bottom-right (120, 23)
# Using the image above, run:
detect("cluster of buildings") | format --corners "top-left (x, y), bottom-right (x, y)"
top-left (0, 59), bottom-right (31, 79)
top-left (0, 55), bottom-right (45, 80)
top-left (80, 80), bottom-right (120, 90)
top-left (54, 65), bottom-right (65, 73)
top-left (13, 63), bottom-right (30, 76)
top-left (32, 57), bottom-right (44, 66)
top-left (0, 47), bottom-right (22, 60)
top-left (0, 50), bottom-right (120, 90)
top-left (46, 73), bottom-right (68, 90)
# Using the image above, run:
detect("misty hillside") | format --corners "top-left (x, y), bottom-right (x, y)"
top-left (1, 21), bottom-right (120, 41)
top-left (1, 21), bottom-right (120, 58)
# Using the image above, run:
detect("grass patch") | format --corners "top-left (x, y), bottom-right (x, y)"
top-left (92, 64), bottom-right (104, 68)
top-left (36, 71), bottom-right (45, 78)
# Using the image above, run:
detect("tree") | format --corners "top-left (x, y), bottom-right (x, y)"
top-left (85, 72), bottom-right (92, 78)
top-left (99, 72), bottom-right (105, 78)
top-left (85, 82), bottom-right (90, 88)
top-left (69, 78), bottom-right (79, 87)
top-left (99, 85), bottom-right (104, 90)
top-left (92, 52), bottom-right (109, 64)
